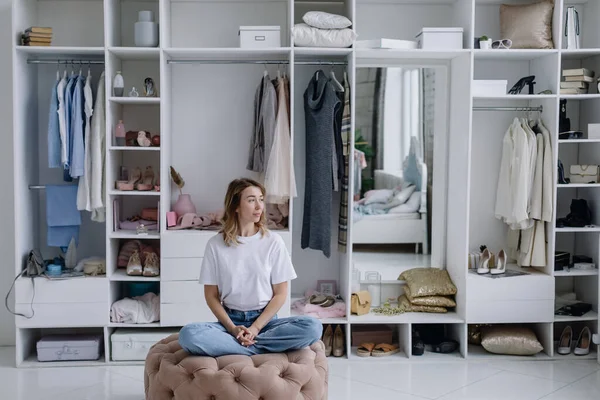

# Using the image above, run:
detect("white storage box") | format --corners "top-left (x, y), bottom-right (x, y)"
top-left (588, 123), bottom-right (600, 139)
top-left (415, 27), bottom-right (464, 50)
top-left (37, 334), bottom-right (102, 362)
top-left (239, 26), bottom-right (281, 48)
top-left (472, 80), bottom-right (508, 97)
top-left (111, 328), bottom-right (179, 361)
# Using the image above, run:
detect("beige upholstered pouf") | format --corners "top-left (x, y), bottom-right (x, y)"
top-left (144, 333), bottom-right (329, 400)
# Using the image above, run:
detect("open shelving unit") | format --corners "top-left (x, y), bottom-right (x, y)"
top-left (10, 0), bottom-right (599, 367)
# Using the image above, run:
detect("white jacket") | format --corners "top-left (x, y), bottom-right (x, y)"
top-left (90, 72), bottom-right (106, 222)
top-left (77, 74), bottom-right (94, 212)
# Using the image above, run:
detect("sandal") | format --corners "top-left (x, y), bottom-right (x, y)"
top-left (136, 166), bottom-right (154, 191)
top-left (371, 343), bottom-right (400, 357)
top-left (357, 342), bottom-right (375, 357)
top-left (116, 167), bottom-right (141, 191)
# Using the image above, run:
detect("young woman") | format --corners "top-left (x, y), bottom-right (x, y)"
top-left (178, 178), bottom-right (323, 357)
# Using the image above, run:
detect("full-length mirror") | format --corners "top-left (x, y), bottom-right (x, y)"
top-left (352, 66), bottom-right (446, 273)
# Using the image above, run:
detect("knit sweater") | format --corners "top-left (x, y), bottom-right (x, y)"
top-left (301, 71), bottom-right (341, 258)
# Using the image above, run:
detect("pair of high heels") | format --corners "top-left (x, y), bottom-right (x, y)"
top-left (322, 324), bottom-right (345, 357)
top-left (558, 326), bottom-right (591, 356)
top-left (477, 248), bottom-right (506, 275)
top-left (116, 166), bottom-right (159, 191)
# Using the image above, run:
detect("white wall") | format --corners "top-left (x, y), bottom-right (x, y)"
top-left (0, 0), bottom-right (15, 346)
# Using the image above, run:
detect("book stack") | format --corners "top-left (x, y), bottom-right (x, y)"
top-left (561, 68), bottom-right (595, 95)
top-left (21, 27), bottom-right (52, 47)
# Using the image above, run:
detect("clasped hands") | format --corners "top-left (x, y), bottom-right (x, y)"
top-left (230, 325), bottom-right (260, 347)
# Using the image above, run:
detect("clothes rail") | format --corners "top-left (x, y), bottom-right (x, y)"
top-left (166, 59), bottom-right (347, 65)
top-left (28, 185), bottom-right (77, 189)
top-left (27, 59), bottom-right (105, 65)
top-left (473, 105), bottom-right (543, 112)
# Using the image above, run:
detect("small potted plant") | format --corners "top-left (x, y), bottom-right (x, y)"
top-left (479, 35), bottom-right (492, 50)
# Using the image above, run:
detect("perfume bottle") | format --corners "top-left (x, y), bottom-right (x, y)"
top-left (115, 120), bottom-right (126, 146)
top-left (113, 71), bottom-right (124, 97)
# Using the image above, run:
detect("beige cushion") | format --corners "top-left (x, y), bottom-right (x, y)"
top-left (500, 0), bottom-right (555, 49)
top-left (404, 286), bottom-right (456, 308)
top-left (398, 267), bottom-right (457, 298)
top-left (480, 325), bottom-right (544, 356)
top-left (144, 334), bottom-right (329, 400)
top-left (398, 295), bottom-right (448, 313)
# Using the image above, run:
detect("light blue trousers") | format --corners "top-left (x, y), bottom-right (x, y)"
top-left (178, 307), bottom-right (323, 357)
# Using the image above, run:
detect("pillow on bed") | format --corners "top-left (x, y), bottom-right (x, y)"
top-left (389, 191), bottom-right (421, 213)
top-left (363, 189), bottom-right (394, 205)
top-left (392, 184), bottom-right (416, 205)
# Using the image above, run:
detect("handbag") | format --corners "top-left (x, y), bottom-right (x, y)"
top-left (351, 291), bottom-right (371, 316)
top-left (565, 6), bottom-right (580, 50)
top-left (141, 208), bottom-right (158, 221)
top-left (26, 249), bottom-right (45, 276)
top-left (569, 165), bottom-right (599, 183)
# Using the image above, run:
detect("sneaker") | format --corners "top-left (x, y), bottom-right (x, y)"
top-left (126, 250), bottom-right (143, 276)
top-left (143, 252), bottom-right (160, 277)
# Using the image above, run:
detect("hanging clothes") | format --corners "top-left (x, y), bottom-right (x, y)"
top-left (56, 71), bottom-right (68, 168)
top-left (69, 74), bottom-right (86, 178)
top-left (77, 71), bottom-right (95, 211)
top-left (338, 73), bottom-right (351, 253)
top-left (301, 70), bottom-right (340, 258)
top-left (247, 74), bottom-right (277, 173)
top-left (90, 72), bottom-right (106, 222)
top-left (265, 76), bottom-right (297, 204)
top-left (353, 149), bottom-right (367, 199)
top-left (48, 74), bottom-right (61, 168)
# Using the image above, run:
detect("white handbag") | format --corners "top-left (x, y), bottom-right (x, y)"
top-left (565, 6), bottom-right (580, 50)
top-left (569, 165), bottom-right (599, 184)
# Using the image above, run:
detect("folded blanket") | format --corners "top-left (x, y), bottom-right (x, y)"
top-left (110, 292), bottom-right (160, 324)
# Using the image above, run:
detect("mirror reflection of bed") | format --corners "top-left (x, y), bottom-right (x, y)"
top-left (352, 66), bottom-right (443, 278)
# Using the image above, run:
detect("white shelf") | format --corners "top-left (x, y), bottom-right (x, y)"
top-left (473, 94), bottom-right (556, 100)
top-left (561, 49), bottom-right (600, 59)
top-left (165, 47), bottom-right (291, 61)
top-left (474, 49), bottom-right (557, 61)
top-left (554, 311), bottom-right (598, 322)
top-left (110, 230), bottom-right (160, 239)
top-left (108, 323), bottom-right (161, 328)
top-left (15, 46), bottom-right (104, 56)
top-left (558, 183), bottom-right (600, 188)
top-left (558, 139), bottom-right (600, 143)
top-left (349, 311), bottom-right (463, 324)
top-left (355, 48), bottom-right (468, 62)
top-left (109, 190), bottom-right (161, 196)
top-left (108, 47), bottom-right (160, 60)
top-left (555, 227), bottom-right (600, 233)
top-left (109, 146), bottom-right (160, 151)
top-left (20, 354), bottom-right (106, 368)
top-left (468, 344), bottom-right (550, 361)
top-left (295, 47), bottom-right (352, 57)
top-left (108, 97), bottom-right (160, 104)
top-left (560, 94), bottom-right (600, 100)
top-left (110, 269), bottom-right (160, 282)
top-left (554, 269), bottom-right (599, 277)
top-left (349, 346), bottom-right (408, 361)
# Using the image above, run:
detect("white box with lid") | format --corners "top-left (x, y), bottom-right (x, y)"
top-left (36, 334), bottom-right (103, 362)
top-left (588, 123), bottom-right (600, 139)
top-left (111, 328), bottom-right (179, 361)
top-left (239, 26), bottom-right (281, 48)
top-left (472, 80), bottom-right (508, 97)
top-left (415, 27), bottom-right (464, 50)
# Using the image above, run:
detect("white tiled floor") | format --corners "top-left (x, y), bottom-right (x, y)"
top-left (1, 346), bottom-right (599, 400)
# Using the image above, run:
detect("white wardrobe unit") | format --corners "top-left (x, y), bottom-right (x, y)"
top-left (10, 0), bottom-right (599, 368)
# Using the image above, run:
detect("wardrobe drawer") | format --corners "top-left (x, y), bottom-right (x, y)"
top-left (15, 302), bottom-right (108, 327)
top-left (160, 303), bottom-right (216, 326)
top-left (162, 232), bottom-right (215, 258)
top-left (15, 276), bottom-right (109, 304)
top-left (467, 299), bottom-right (554, 324)
top-left (161, 258), bottom-right (202, 281)
top-left (161, 281), bottom-right (204, 303)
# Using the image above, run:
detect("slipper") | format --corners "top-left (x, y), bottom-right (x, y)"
top-left (309, 295), bottom-right (328, 305)
top-left (357, 342), bottom-right (375, 357)
top-left (371, 343), bottom-right (400, 357)
top-left (169, 213), bottom-right (204, 230)
top-left (320, 296), bottom-right (336, 308)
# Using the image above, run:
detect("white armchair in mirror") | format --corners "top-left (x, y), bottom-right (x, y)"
top-left (352, 66), bottom-right (447, 276)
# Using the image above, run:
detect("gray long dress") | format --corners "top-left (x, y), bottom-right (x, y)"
top-left (301, 71), bottom-right (341, 258)
top-left (247, 75), bottom-right (277, 173)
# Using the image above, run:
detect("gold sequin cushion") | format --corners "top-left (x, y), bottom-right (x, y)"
top-left (398, 295), bottom-right (448, 313)
top-left (500, 0), bottom-right (555, 49)
top-left (404, 286), bottom-right (456, 308)
top-left (480, 325), bottom-right (544, 356)
top-left (398, 268), bottom-right (457, 298)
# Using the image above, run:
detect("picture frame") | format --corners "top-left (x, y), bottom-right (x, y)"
top-left (317, 280), bottom-right (337, 295)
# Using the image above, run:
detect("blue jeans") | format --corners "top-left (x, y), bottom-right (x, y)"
top-left (178, 307), bottom-right (323, 357)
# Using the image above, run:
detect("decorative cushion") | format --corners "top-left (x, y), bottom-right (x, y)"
top-left (404, 286), bottom-right (456, 308)
top-left (389, 191), bottom-right (421, 214)
top-left (144, 333), bottom-right (329, 400)
top-left (500, 0), bottom-right (555, 49)
top-left (398, 268), bottom-right (457, 298)
top-left (303, 11), bottom-right (352, 30)
top-left (480, 325), bottom-right (544, 356)
top-left (398, 295), bottom-right (448, 313)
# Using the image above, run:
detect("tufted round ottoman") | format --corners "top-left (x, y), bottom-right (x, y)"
top-left (144, 333), bottom-right (329, 400)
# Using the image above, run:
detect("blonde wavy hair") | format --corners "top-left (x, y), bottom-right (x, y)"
top-left (220, 178), bottom-right (268, 246)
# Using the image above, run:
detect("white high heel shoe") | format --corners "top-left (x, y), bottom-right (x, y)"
top-left (491, 249), bottom-right (506, 275)
top-left (477, 249), bottom-right (491, 274)
top-left (574, 326), bottom-right (591, 356)
top-left (557, 326), bottom-right (573, 355)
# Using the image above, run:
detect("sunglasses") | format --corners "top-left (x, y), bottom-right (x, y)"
top-left (492, 39), bottom-right (513, 49)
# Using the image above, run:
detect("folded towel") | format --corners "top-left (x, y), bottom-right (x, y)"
top-left (46, 185), bottom-right (81, 247)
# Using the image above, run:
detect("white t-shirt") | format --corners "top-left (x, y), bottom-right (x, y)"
top-left (199, 230), bottom-right (297, 312)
